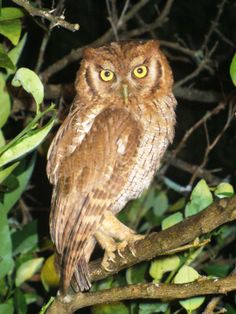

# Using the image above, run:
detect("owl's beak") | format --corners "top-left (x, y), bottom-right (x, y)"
top-left (121, 84), bottom-right (129, 104)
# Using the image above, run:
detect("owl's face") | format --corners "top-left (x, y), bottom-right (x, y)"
top-left (77, 40), bottom-right (173, 104)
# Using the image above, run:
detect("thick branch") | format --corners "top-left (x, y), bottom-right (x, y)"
top-left (44, 83), bottom-right (222, 103)
top-left (11, 0), bottom-right (80, 31)
top-left (173, 86), bottom-right (221, 103)
top-left (46, 195), bottom-right (236, 313)
top-left (47, 275), bottom-right (236, 314)
top-left (88, 196), bottom-right (236, 283)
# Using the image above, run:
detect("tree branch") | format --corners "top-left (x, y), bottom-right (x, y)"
top-left (11, 0), bottom-right (80, 32)
top-left (44, 83), bottom-right (222, 104)
top-left (46, 188), bottom-right (236, 313)
top-left (88, 196), bottom-right (236, 283)
top-left (47, 275), bottom-right (236, 314)
top-left (163, 153), bottom-right (221, 185)
top-left (122, 0), bottom-right (175, 38)
top-left (40, 0), bottom-right (173, 82)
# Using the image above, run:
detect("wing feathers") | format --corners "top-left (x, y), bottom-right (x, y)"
top-left (49, 108), bottom-right (141, 291)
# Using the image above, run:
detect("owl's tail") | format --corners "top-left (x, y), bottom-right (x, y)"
top-left (72, 257), bottom-right (91, 292)
top-left (59, 237), bottom-right (96, 293)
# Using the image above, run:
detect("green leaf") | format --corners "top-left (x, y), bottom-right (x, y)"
top-left (2, 173), bottom-right (19, 191)
top-left (149, 256), bottom-right (180, 281)
top-left (203, 263), bottom-right (231, 277)
top-left (139, 302), bottom-right (168, 314)
top-left (0, 8), bottom-right (24, 21)
top-left (174, 266), bottom-right (205, 312)
top-left (14, 288), bottom-right (27, 314)
top-left (0, 19), bottom-right (22, 45)
top-left (24, 292), bottom-right (38, 305)
top-left (0, 130), bottom-right (5, 147)
top-left (0, 45), bottom-right (15, 70)
top-left (214, 182), bottom-right (234, 198)
top-left (0, 104), bottom-right (55, 157)
top-left (161, 212), bottom-right (183, 230)
top-left (0, 74), bottom-right (11, 128)
top-left (168, 197), bottom-right (185, 212)
top-left (7, 33), bottom-right (27, 75)
top-left (0, 8), bottom-right (23, 45)
top-left (91, 277), bottom-right (114, 292)
top-left (41, 254), bottom-right (59, 291)
top-left (92, 302), bottom-right (129, 314)
top-left (126, 262), bottom-right (148, 284)
top-left (0, 210), bottom-right (14, 279)
top-left (0, 161), bottom-right (19, 184)
top-left (12, 220), bottom-right (38, 255)
top-left (225, 303), bottom-right (236, 314)
top-left (230, 53), bottom-right (236, 86)
top-left (153, 191), bottom-right (169, 216)
top-left (12, 67), bottom-right (44, 107)
top-left (174, 265), bottom-right (200, 284)
top-left (0, 304), bottom-right (14, 314)
top-left (0, 155), bottom-right (35, 214)
top-left (15, 257), bottom-right (44, 287)
top-left (185, 179), bottom-right (213, 218)
top-left (0, 117), bottom-right (54, 168)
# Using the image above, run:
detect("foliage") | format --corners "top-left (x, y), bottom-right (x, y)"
top-left (0, 7), bottom-right (56, 313)
top-left (230, 54), bottom-right (236, 87)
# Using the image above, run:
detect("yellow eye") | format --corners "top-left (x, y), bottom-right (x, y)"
top-left (100, 69), bottom-right (114, 81)
top-left (133, 65), bottom-right (148, 78)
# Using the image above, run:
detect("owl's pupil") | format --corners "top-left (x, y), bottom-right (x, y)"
top-left (104, 71), bottom-right (111, 77)
top-left (137, 68), bottom-right (143, 74)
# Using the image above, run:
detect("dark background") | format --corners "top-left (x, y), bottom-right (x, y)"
top-left (2, 0), bottom-right (236, 313)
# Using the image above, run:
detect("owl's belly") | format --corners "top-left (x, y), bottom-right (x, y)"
top-left (112, 130), bottom-right (169, 214)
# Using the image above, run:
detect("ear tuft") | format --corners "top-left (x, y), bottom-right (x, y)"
top-left (143, 40), bottom-right (160, 50)
top-left (83, 47), bottom-right (97, 59)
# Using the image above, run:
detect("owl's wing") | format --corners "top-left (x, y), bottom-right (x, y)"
top-left (48, 107), bottom-right (141, 291)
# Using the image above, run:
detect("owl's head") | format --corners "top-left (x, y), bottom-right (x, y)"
top-left (76, 40), bottom-right (173, 103)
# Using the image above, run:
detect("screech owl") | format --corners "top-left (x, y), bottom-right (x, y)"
top-left (47, 40), bottom-right (177, 293)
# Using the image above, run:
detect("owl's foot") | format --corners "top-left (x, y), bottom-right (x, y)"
top-left (101, 250), bottom-right (116, 272)
top-left (95, 230), bottom-right (117, 272)
top-left (117, 233), bottom-right (145, 258)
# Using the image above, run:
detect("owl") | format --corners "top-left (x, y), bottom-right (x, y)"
top-left (47, 40), bottom-right (177, 293)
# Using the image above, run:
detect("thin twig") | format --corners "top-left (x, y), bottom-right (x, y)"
top-left (174, 58), bottom-right (210, 89)
top-left (202, 0), bottom-right (228, 51)
top-left (122, 0), bottom-right (174, 38)
top-left (163, 153), bottom-right (222, 185)
top-left (172, 101), bottom-right (226, 159)
top-left (35, 0), bottom-right (66, 72)
top-left (160, 40), bottom-right (198, 58)
top-left (11, 0), bottom-right (79, 31)
top-left (39, 0), bottom-right (157, 81)
top-left (189, 100), bottom-right (235, 185)
top-left (214, 28), bottom-right (236, 48)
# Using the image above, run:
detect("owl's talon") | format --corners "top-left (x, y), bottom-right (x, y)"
top-left (101, 251), bottom-right (116, 272)
top-left (117, 241), bottom-right (128, 259)
top-left (117, 234), bottom-right (145, 258)
top-left (130, 245), bottom-right (137, 257)
top-left (102, 263), bottom-right (113, 272)
top-left (117, 248), bottom-right (125, 259)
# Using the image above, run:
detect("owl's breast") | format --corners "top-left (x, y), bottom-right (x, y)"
top-left (112, 94), bottom-right (176, 213)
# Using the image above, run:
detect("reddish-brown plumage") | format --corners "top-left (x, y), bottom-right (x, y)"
top-left (47, 40), bottom-right (177, 293)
